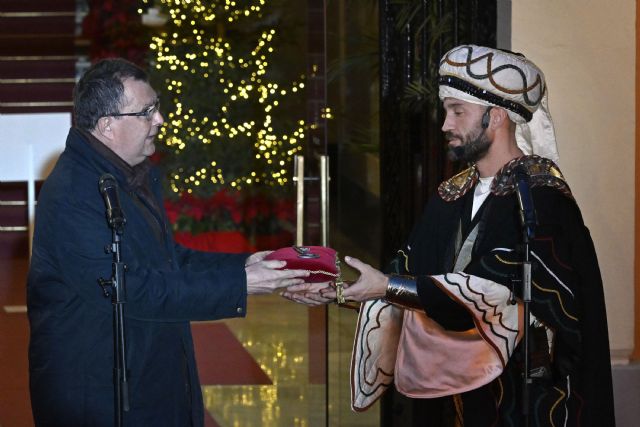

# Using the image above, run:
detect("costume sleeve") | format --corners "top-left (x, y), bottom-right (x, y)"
top-left (416, 277), bottom-right (475, 331)
top-left (387, 198), bottom-right (476, 331)
top-left (41, 189), bottom-right (247, 323)
top-left (401, 188), bottom-right (583, 369)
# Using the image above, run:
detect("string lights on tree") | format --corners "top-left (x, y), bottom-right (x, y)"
top-left (140, 0), bottom-right (307, 195)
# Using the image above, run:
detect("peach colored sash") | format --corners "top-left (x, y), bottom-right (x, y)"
top-left (396, 273), bottom-right (521, 398)
top-left (395, 309), bottom-right (503, 398)
top-left (351, 274), bottom-right (521, 410)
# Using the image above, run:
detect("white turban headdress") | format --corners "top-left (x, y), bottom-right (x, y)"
top-left (438, 45), bottom-right (559, 163)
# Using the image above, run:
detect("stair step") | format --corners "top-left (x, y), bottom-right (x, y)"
top-left (0, 183), bottom-right (28, 199)
top-left (0, 206), bottom-right (27, 228)
top-left (0, 104), bottom-right (74, 114)
top-left (0, 35), bottom-right (76, 56)
top-left (1, 0), bottom-right (76, 13)
top-left (0, 57), bottom-right (77, 79)
top-left (0, 182), bottom-right (42, 229)
top-left (0, 232), bottom-right (28, 259)
top-left (0, 82), bottom-right (74, 103)
top-left (0, 226), bottom-right (27, 232)
top-left (0, 14), bottom-right (76, 35)
top-left (0, 182), bottom-right (27, 227)
top-left (0, 183), bottom-right (43, 199)
top-left (0, 78), bottom-right (75, 84)
top-left (0, 181), bottom-right (28, 200)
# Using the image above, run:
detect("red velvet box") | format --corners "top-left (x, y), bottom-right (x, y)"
top-left (264, 246), bottom-right (341, 283)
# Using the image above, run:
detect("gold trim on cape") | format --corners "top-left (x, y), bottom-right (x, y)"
top-left (437, 155), bottom-right (572, 202)
top-left (437, 166), bottom-right (478, 202)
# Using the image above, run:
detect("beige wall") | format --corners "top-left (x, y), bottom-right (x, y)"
top-left (512, 0), bottom-right (636, 359)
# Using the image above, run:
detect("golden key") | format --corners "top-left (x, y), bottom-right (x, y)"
top-left (335, 279), bottom-right (345, 304)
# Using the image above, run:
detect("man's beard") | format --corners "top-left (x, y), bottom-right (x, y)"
top-left (445, 126), bottom-right (491, 163)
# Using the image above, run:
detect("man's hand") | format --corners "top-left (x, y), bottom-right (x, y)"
top-left (281, 282), bottom-right (335, 306)
top-left (320, 256), bottom-right (388, 302)
top-left (245, 251), bottom-right (271, 266)
top-left (245, 251), bottom-right (310, 295)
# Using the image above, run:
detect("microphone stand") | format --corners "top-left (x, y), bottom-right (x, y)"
top-left (514, 165), bottom-right (536, 427)
top-left (521, 216), bottom-right (533, 427)
top-left (99, 221), bottom-right (130, 427)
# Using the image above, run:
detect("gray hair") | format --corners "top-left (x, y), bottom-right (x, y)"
top-left (73, 58), bottom-right (148, 130)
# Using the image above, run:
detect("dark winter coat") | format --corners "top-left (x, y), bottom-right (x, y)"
top-left (28, 128), bottom-right (248, 426)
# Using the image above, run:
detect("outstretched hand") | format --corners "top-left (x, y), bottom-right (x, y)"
top-left (245, 251), bottom-right (310, 295)
top-left (320, 256), bottom-right (388, 303)
top-left (280, 282), bottom-right (335, 306)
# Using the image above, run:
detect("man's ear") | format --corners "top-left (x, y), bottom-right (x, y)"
top-left (96, 117), bottom-right (113, 139)
top-left (491, 107), bottom-right (509, 128)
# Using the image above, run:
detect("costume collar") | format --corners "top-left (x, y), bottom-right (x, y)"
top-left (438, 165), bottom-right (479, 202)
top-left (492, 155), bottom-right (572, 199)
top-left (438, 155), bottom-right (572, 202)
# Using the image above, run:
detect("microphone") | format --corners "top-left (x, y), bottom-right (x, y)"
top-left (99, 174), bottom-right (126, 232)
top-left (481, 106), bottom-right (493, 129)
top-left (513, 165), bottom-right (536, 239)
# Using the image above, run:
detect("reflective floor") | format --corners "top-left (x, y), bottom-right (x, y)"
top-left (0, 253), bottom-right (379, 426)
top-left (201, 293), bottom-right (379, 426)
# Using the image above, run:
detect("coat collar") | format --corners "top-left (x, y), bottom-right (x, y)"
top-left (67, 127), bottom-right (153, 193)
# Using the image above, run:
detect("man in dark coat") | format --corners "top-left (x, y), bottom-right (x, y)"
top-left (27, 58), bottom-right (309, 426)
top-left (285, 45), bottom-right (615, 426)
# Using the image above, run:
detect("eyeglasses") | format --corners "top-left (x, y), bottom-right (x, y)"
top-left (107, 99), bottom-right (160, 120)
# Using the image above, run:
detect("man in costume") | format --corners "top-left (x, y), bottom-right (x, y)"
top-left (285, 45), bottom-right (615, 426)
top-left (27, 58), bottom-right (310, 426)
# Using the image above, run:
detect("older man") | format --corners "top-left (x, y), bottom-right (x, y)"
top-left (27, 58), bottom-right (309, 426)
top-left (287, 45), bottom-right (615, 426)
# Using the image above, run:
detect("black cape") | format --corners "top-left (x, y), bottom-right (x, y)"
top-left (395, 156), bottom-right (614, 426)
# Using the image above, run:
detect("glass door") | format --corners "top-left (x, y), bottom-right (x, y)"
top-left (294, 0), bottom-right (383, 425)
top-left (325, 2), bottom-right (382, 425)
top-left (161, 0), bottom-right (380, 427)
top-left (257, 0), bottom-right (383, 424)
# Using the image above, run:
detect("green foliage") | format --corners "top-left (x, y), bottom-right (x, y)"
top-left (146, 0), bottom-right (308, 197)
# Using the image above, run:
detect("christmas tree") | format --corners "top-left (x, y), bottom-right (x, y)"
top-left (142, 0), bottom-right (307, 196)
top-left (138, 0), bottom-right (308, 248)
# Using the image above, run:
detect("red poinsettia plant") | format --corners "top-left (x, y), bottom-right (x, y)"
top-left (82, 0), bottom-right (151, 65)
top-left (164, 189), bottom-right (295, 252)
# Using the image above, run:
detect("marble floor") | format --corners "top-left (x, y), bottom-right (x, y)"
top-left (0, 251), bottom-right (380, 427)
top-left (200, 294), bottom-right (379, 426)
